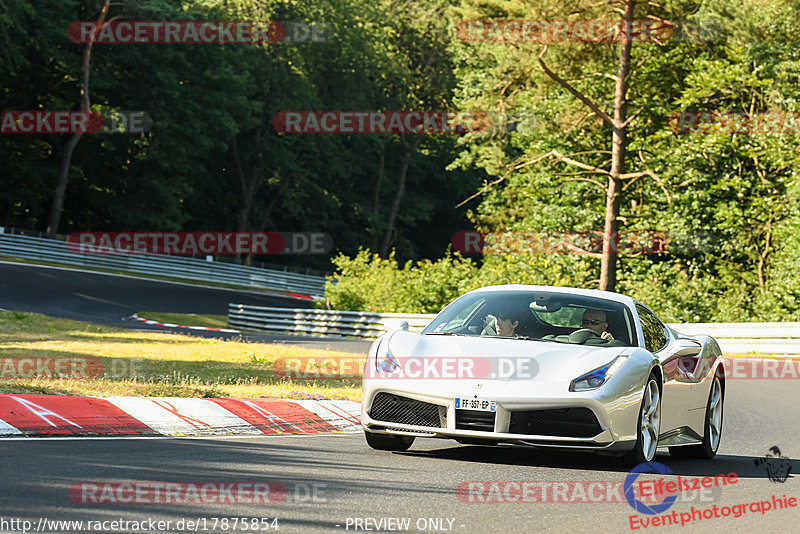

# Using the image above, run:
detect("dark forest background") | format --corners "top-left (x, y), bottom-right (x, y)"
top-left (3, 0), bottom-right (800, 321)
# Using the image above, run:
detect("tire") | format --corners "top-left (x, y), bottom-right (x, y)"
top-left (364, 430), bottom-right (415, 451)
top-left (622, 373), bottom-right (662, 466)
top-left (669, 373), bottom-right (724, 460)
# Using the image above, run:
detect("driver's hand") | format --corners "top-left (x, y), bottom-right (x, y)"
top-left (601, 331), bottom-right (614, 340)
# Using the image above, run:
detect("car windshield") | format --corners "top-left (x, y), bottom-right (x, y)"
top-left (422, 290), bottom-right (636, 347)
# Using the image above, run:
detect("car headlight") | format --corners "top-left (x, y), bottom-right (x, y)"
top-left (570, 356), bottom-right (628, 392)
top-left (375, 338), bottom-right (401, 375)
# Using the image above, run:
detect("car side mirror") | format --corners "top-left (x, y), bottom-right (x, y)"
top-left (671, 338), bottom-right (702, 357)
top-left (663, 338), bottom-right (703, 381)
top-left (383, 319), bottom-right (409, 332)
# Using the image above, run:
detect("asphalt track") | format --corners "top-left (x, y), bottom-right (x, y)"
top-left (0, 379), bottom-right (797, 533)
top-left (0, 261), bottom-right (372, 353)
top-left (1, 262), bottom-right (798, 533)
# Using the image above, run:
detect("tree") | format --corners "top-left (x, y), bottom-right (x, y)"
top-left (449, 0), bottom-right (702, 291)
top-left (47, 0), bottom-right (111, 235)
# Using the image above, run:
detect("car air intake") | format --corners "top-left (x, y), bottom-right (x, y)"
top-left (455, 410), bottom-right (496, 432)
top-left (508, 408), bottom-right (601, 438)
top-left (368, 393), bottom-right (443, 428)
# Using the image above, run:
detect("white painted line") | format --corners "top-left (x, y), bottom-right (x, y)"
top-left (130, 314), bottom-right (241, 334)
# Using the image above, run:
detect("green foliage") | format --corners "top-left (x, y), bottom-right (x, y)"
top-left (324, 249), bottom-right (479, 313)
top-left (325, 0), bottom-right (800, 322)
top-left (0, 0), bottom-right (479, 270)
top-left (5, 0), bottom-right (800, 322)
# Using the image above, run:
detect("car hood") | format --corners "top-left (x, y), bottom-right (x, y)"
top-left (383, 331), bottom-right (631, 382)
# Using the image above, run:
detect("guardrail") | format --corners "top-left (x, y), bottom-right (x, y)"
top-left (670, 323), bottom-right (800, 354)
top-left (228, 304), bottom-right (800, 353)
top-left (227, 304), bottom-right (434, 338)
top-left (0, 232), bottom-right (327, 297)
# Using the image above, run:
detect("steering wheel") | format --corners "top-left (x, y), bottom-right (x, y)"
top-left (572, 328), bottom-right (601, 337)
top-left (568, 328), bottom-right (603, 344)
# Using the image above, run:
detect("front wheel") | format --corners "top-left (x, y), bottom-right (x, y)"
top-left (669, 373), bottom-right (724, 459)
top-left (364, 430), bottom-right (415, 451)
top-left (622, 374), bottom-right (661, 466)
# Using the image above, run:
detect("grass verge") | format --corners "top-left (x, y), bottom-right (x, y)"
top-left (0, 311), bottom-right (363, 400)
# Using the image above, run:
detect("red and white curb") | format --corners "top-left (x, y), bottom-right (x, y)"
top-left (0, 395), bottom-right (361, 437)
top-left (128, 314), bottom-right (241, 333)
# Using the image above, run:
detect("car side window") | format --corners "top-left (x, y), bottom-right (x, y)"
top-left (636, 304), bottom-right (668, 353)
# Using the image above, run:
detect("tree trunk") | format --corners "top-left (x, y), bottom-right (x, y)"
top-left (47, 0), bottom-right (110, 235)
top-left (243, 177), bottom-right (290, 265)
top-left (370, 138), bottom-right (387, 252)
top-left (380, 136), bottom-right (418, 257)
top-left (231, 132), bottom-right (265, 263)
top-left (599, 0), bottom-right (635, 292)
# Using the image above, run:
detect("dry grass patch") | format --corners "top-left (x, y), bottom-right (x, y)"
top-left (0, 311), bottom-right (363, 400)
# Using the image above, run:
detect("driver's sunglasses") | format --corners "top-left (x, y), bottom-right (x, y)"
top-left (582, 319), bottom-right (604, 326)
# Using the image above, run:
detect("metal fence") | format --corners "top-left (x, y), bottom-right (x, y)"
top-left (227, 304), bottom-right (434, 338)
top-left (669, 323), bottom-right (800, 354)
top-left (228, 304), bottom-right (800, 354)
top-left (0, 232), bottom-right (327, 297)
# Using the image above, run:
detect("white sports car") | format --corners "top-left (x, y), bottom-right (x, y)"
top-left (361, 285), bottom-right (725, 465)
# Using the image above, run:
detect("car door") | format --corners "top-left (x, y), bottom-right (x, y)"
top-left (635, 304), bottom-right (685, 436)
top-left (636, 304), bottom-right (706, 440)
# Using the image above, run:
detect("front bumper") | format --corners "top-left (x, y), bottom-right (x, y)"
top-left (361, 378), bottom-right (646, 452)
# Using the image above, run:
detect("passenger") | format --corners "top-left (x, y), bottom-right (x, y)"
top-left (580, 309), bottom-right (614, 340)
top-left (494, 307), bottom-right (521, 337)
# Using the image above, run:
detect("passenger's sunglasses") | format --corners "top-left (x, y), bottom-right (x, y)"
top-left (582, 319), bottom-right (604, 326)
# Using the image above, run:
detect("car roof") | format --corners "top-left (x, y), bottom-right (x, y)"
top-left (466, 284), bottom-right (637, 308)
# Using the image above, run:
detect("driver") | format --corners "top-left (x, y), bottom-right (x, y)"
top-left (581, 309), bottom-right (614, 340)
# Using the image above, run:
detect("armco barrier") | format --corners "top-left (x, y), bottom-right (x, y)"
top-left (669, 323), bottom-right (800, 354)
top-left (227, 304), bottom-right (800, 353)
top-left (227, 304), bottom-right (434, 338)
top-left (0, 232), bottom-right (326, 297)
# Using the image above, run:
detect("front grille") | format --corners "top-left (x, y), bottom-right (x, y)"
top-left (368, 393), bottom-right (442, 428)
top-left (508, 408), bottom-right (601, 438)
top-left (455, 410), bottom-right (496, 432)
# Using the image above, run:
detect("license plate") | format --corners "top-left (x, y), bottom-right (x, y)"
top-left (455, 397), bottom-right (496, 412)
